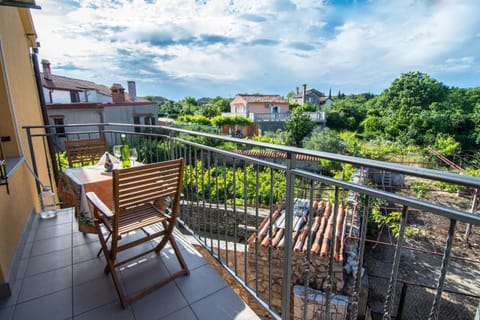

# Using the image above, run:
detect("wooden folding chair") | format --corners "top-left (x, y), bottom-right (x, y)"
top-left (64, 137), bottom-right (108, 167)
top-left (86, 159), bottom-right (189, 308)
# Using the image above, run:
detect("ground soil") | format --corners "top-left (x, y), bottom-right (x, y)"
top-left (364, 185), bottom-right (480, 320)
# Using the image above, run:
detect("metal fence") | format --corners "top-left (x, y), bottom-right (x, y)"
top-left (24, 122), bottom-right (480, 320)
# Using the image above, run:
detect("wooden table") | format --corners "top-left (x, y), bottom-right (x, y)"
top-left (57, 165), bottom-right (115, 233)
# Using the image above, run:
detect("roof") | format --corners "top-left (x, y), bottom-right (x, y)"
top-left (46, 101), bottom-right (157, 109)
top-left (292, 88), bottom-right (325, 100)
top-left (234, 94), bottom-right (287, 103)
top-left (248, 199), bottom-right (347, 262)
top-left (41, 73), bottom-right (111, 95)
top-left (232, 150), bottom-right (322, 162)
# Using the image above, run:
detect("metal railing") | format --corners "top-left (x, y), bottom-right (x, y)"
top-left (24, 122), bottom-right (480, 320)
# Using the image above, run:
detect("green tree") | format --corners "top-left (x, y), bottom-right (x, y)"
top-left (285, 111), bottom-right (315, 147)
top-left (303, 128), bottom-right (345, 154)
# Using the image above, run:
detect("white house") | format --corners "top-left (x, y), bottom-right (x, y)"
top-left (40, 60), bottom-right (157, 148)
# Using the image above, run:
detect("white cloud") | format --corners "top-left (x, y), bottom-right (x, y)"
top-left (31, 0), bottom-right (480, 99)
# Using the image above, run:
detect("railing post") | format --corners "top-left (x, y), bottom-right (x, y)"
top-left (350, 194), bottom-right (370, 320)
top-left (383, 205), bottom-right (409, 320)
top-left (169, 131), bottom-right (175, 160)
top-left (281, 151), bottom-right (296, 319)
top-left (25, 127), bottom-right (41, 196)
top-left (428, 219), bottom-right (457, 320)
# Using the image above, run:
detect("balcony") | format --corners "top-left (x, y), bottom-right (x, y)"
top-left (221, 112), bottom-right (326, 123)
top-left (7, 123), bottom-right (480, 319)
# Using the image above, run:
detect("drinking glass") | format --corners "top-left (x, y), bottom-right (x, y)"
top-left (113, 145), bottom-right (122, 159)
top-left (129, 148), bottom-right (138, 166)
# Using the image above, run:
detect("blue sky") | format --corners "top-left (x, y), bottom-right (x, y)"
top-left (31, 0), bottom-right (480, 101)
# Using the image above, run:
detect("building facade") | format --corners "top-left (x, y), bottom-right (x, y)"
top-left (0, 3), bottom-right (48, 298)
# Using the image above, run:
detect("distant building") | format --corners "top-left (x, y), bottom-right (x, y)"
top-left (290, 84), bottom-right (333, 107)
top-left (197, 97), bottom-right (211, 106)
top-left (40, 60), bottom-right (157, 148)
top-left (229, 94), bottom-right (289, 118)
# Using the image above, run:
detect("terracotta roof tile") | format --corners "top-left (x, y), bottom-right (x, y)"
top-left (236, 94), bottom-right (287, 103)
top-left (248, 199), bottom-right (347, 262)
top-left (41, 73), bottom-right (111, 95)
top-left (232, 150), bottom-right (323, 162)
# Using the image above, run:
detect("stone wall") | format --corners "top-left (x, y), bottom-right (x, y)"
top-left (179, 202), bottom-right (268, 241)
top-left (246, 247), bottom-right (345, 313)
top-left (293, 285), bottom-right (348, 320)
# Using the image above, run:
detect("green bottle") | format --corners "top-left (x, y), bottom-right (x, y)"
top-left (120, 134), bottom-right (130, 168)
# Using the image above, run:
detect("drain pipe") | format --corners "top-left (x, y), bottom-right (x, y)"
top-left (31, 48), bottom-right (59, 187)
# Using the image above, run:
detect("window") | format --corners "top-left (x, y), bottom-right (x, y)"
top-left (133, 116), bottom-right (141, 133)
top-left (53, 117), bottom-right (66, 137)
top-left (70, 91), bottom-right (80, 103)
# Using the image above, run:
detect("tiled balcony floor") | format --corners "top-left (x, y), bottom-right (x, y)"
top-left (0, 208), bottom-right (260, 319)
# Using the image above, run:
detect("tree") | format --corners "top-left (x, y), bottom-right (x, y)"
top-left (285, 111), bottom-right (315, 147)
top-left (304, 128), bottom-right (345, 154)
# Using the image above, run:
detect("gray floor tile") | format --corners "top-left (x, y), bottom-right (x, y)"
top-left (36, 209), bottom-right (73, 228)
top-left (35, 222), bottom-right (72, 241)
top-left (24, 248), bottom-right (71, 277)
top-left (160, 306), bottom-right (198, 320)
top-left (73, 275), bottom-right (118, 315)
top-left (73, 256), bottom-right (108, 286)
top-left (73, 231), bottom-right (98, 247)
top-left (73, 241), bottom-right (102, 264)
top-left (131, 282), bottom-right (188, 320)
top-left (161, 243), bottom-right (206, 274)
top-left (191, 286), bottom-right (260, 320)
top-left (175, 263), bottom-right (227, 304)
top-left (74, 301), bottom-right (134, 320)
top-left (119, 253), bottom-right (171, 296)
top-left (30, 233), bottom-right (72, 257)
top-left (0, 305), bottom-right (14, 320)
top-left (18, 266), bottom-right (72, 303)
top-left (12, 288), bottom-right (72, 320)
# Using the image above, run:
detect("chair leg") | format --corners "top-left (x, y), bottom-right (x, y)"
top-left (168, 236), bottom-right (190, 276)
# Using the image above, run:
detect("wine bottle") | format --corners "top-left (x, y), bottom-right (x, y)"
top-left (120, 134), bottom-right (130, 168)
top-left (104, 152), bottom-right (113, 172)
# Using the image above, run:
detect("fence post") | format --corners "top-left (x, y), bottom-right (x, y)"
top-left (281, 151), bottom-right (296, 319)
top-left (397, 283), bottom-right (408, 319)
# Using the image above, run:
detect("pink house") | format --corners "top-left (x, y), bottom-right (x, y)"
top-left (229, 94), bottom-right (290, 121)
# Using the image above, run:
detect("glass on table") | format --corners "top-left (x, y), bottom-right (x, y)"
top-left (129, 148), bottom-right (138, 166)
top-left (112, 145), bottom-right (122, 159)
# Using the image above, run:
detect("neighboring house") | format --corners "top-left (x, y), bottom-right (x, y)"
top-left (197, 97), bottom-right (211, 106)
top-left (290, 84), bottom-right (333, 107)
top-left (41, 60), bottom-right (111, 104)
top-left (0, 3), bottom-right (50, 298)
top-left (229, 94), bottom-right (290, 121)
top-left (40, 61), bottom-right (158, 147)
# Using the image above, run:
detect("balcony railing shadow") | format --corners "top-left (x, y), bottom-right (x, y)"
top-left (24, 122), bottom-right (480, 320)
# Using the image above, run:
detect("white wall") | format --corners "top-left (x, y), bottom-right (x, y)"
top-left (44, 88), bottom-right (112, 104)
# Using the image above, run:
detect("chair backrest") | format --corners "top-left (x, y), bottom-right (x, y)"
top-left (65, 137), bottom-right (108, 167)
top-left (113, 158), bottom-right (184, 220)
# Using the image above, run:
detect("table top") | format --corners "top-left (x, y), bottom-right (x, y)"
top-left (62, 165), bottom-right (116, 186)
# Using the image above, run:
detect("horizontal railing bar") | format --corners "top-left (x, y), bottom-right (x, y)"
top-left (294, 168), bottom-right (480, 225)
top-left (24, 123), bottom-right (480, 189)
top-left (159, 125), bottom-right (480, 188)
top-left (173, 137), bottom-right (287, 171)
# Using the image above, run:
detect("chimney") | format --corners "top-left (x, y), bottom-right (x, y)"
top-left (127, 80), bottom-right (137, 101)
top-left (302, 84), bottom-right (307, 105)
top-left (110, 83), bottom-right (125, 103)
top-left (41, 59), bottom-right (52, 80)
top-left (296, 87), bottom-right (299, 95)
